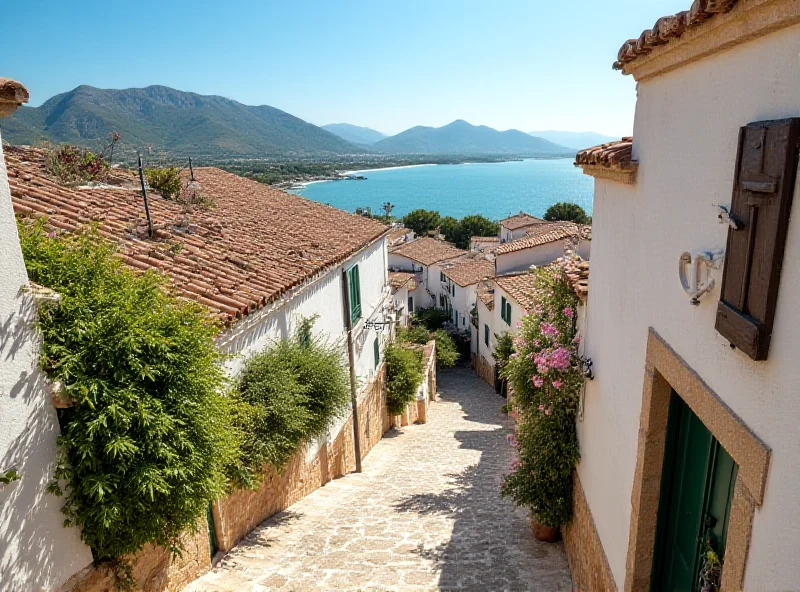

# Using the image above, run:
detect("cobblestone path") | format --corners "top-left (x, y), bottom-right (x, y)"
top-left (186, 367), bottom-right (572, 592)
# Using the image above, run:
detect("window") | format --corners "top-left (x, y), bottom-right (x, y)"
top-left (500, 296), bottom-right (511, 325)
top-left (462, 315), bottom-right (465, 326)
top-left (484, 324), bottom-right (489, 346)
top-left (373, 337), bottom-right (380, 369)
top-left (439, 294), bottom-right (445, 308)
top-left (440, 271), bottom-right (446, 282)
top-left (346, 265), bottom-right (361, 323)
top-left (408, 296), bottom-right (414, 312)
top-left (453, 309), bottom-right (458, 324)
top-left (451, 284), bottom-right (455, 296)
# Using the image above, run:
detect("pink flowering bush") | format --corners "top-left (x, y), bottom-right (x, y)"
top-left (500, 266), bottom-right (582, 528)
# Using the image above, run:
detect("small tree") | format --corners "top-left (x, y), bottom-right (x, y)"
top-left (438, 216), bottom-right (459, 242)
top-left (452, 215), bottom-right (500, 249)
top-left (402, 209), bottom-right (441, 236)
top-left (543, 202), bottom-right (590, 225)
top-left (382, 202), bottom-right (395, 219)
top-left (145, 167), bottom-right (183, 200)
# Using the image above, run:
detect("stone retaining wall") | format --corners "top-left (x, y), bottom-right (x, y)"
top-left (65, 365), bottom-right (391, 592)
top-left (471, 352), bottom-right (495, 387)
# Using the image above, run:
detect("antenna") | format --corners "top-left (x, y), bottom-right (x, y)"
top-left (137, 152), bottom-right (153, 238)
top-left (189, 157), bottom-right (195, 182)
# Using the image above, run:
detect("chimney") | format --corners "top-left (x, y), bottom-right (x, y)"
top-left (0, 78), bottom-right (29, 118)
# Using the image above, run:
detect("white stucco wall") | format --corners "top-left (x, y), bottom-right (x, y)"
top-left (493, 285), bottom-right (527, 335)
top-left (475, 295), bottom-right (495, 366)
top-left (0, 137), bottom-right (94, 588)
top-left (392, 284), bottom-right (410, 328)
top-left (500, 224), bottom-right (533, 242)
top-left (496, 240), bottom-right (589, 275)
top-left (578, 23), bottom-right (800, 589)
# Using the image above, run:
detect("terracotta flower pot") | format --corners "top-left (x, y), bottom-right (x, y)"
top-left (531, 518), bottom-right (560, 543)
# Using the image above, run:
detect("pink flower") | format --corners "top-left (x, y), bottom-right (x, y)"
top-left (510, 459), bottom-right (520, 471)
top-left (563, 307), bottom-right (574, 318)
top-left (572, 334), bottom-right (582, 345)
top-left (540, 322), bottom-right (559, 338)
top-left (533, 352), bottom-right (550, 374)
top-left (549, 347), bottom-right (571, 370)
top-left (533, 339), bottom-right (541, 348)
top-left (506, 434), bottom-right (518, 448)
top-left (552, 380), bottom-right (562, 389)
top-left (538, 404), bottom-right (545, 411)
top-left (509, 353), bottom-right (519, 359)
top-left (545, 408), bottom-right (552, 416)
top-left (516, 321), bottom-right (523, 328)
top-left (532, 375), bottom-right (544, 388)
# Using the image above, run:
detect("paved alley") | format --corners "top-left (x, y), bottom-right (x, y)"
top-left (185, 367), bottom-right (572, 592)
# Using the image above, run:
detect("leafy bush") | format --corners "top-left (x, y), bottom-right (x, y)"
top-left (432, 329), bottom-right (459, 369)
top-left (446, 214), bottom-right (500, 249)
top-left (401, 209), bottom-right (441, 236)
top-left (397, 325), bottom-right (459, 369)
top-left (500, 266), bottom-right (582, 527)
top-left (145, 167), bottom-right (183, 200)
top-left (18, 220), bottom-right (234, 561)
top-left (232, 319), bottom-right (351, 482)
top-left (47, 145), bottom-right (109, 185)
top-left (543, 202), bottom-right (590, 225)
top-left (413, 307), bottom-right (450, 331)
top-left (385, 343), bottom-right (424, 416)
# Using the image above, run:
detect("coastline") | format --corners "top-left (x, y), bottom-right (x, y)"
top-left (289, 163), bottom-right (439, 190)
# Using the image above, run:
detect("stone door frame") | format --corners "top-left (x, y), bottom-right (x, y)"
top-left (624, 328), bottom-right (770, 591)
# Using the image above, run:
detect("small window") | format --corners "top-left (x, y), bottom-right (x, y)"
top-left (462, 316), bottom-right (465, 326)
top-left (484, 324), bottom-right (489, 346)
top-left (440, 271), bottom-right (446, 282)
top-left (505, 301), bottom-right (512, 325)
top-left (501, 296), bottom-right (507, 323)
top-left (346, 265), bottom-right (362, 323)
top-left (408, 296), bottom-right (414, 312)
top-left (373, 337), bottom-right (380, 369)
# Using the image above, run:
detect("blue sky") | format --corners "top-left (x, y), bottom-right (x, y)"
top-left (1, 0), bottom-right (688, 136)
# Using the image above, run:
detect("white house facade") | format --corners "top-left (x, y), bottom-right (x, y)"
top-left (568, 4), bottom-right (800, 591)
top-left (494, 222), bottom-right (590, 275)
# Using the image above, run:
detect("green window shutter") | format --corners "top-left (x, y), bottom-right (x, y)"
top-left (373, 337), bottom-right (380, 369)
top-left (348, 265), bottom-right (362, 323)
top-left (501, 296), bottom-right (507, 323)
top-left (484, 324), bottom-right (489, 346)
top-left (506, 301), bottom-right (511, 325)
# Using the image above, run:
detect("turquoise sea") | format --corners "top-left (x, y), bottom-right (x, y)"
top-left (288, 158), bottom-right (593, 220)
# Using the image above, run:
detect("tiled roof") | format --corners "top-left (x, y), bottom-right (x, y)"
top-left (613, 0), bottom-right (739, 71)
top-left (0, 78), bottom-right (29, 116)
top-left (477, 285), bottom-right (495, 311)
top-left (495, 272), bottom-right (539, 313)
top-left (500, 212), bottom-right (546, 231)
top-left (495, 222), bottom-right (584, 255)
top-left (559, 256), bottom-right (590, 301)
top-left (389, 271), bottom-right (416, 292)
top-left (575, 138), bottom-right (637, 183)
top-left (6, 145), bottom-right (388, 326)
top-left (387, 225), bottom-right (412, 248)
top-left (442, 258), bottom-right (495, 287)
top-left (389, 236), bottom-right (466, 266)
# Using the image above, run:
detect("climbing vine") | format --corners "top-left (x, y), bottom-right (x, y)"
top-left (18, 220), bottom-right (237, 561)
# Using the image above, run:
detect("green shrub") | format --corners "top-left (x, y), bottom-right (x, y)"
top-left (233, 319), bottom-right (350, 482)
top-left (145, 167), bottom-right (183, 200)
top-left (432, 329), bottom-right (459, 369)
top-left (412, 307), bottom-right (450, 331)
top-left (385, 343), bottom-right (423, 416)
top-left (397, 325), bottom-right (459, 369)
top-left (543, 202), bottom-right (590, 225)
top-left (18, 220), bottom-right (234, 561)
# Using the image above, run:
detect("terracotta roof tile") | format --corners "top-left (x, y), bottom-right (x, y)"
top-left (495, 272), bottom-right (539, 313)
top-left (442, 257), bottom-right (495, 287)
top-left (389, 236), bottom-right (466, 266)
top-left (500, 212), bottom-right (546, 231)
top-left (613, 0), bottom-right (739, 71)
top-left (575, 138), bottom-right (634, 168)
top-left (6, 145), bottom-right (388, 326)
top-left (471, 236), bottom-right (500, 243)
top-left (478, 285), bottom-right (495, 310)
top-left (387, 225), bottom-right (412, 247)
top-left (389, 271), bottom-right (416, 292)
top-left (495, 222), bottom-right (585, 256)
top-left (558, 256), bottom-right (590, 301)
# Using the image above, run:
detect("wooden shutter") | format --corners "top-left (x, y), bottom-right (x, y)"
top-left (506, 301), bottom-right (512, 325)
top-left (348, 265), bottom-right (362, 323)
top-left (501, 296), bottom-right (507, 323)
top-left (715, 118), bottom-right (800, 360)
top-left (485, 324), bottom-right (489, 346)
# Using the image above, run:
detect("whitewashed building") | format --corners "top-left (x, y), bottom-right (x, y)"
top-left (0, 79), bottom-right (96, 592)
top-left (440, 257), bottom-right (495, 332)
top-left (494, 222), bottom-right (590, 275)
top-left (566, 3), bottom-right (800, 590)
top-left (499, 212), bottom-right (547, 242)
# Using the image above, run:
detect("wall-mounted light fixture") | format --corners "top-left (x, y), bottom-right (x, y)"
top-left (679, 249), bottom-right (725, 305)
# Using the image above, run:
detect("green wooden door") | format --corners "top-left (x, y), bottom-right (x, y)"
top-left (652, 391), bottom-right (737, 592)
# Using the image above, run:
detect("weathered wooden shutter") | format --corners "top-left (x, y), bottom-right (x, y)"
top-left (501, 296), bottom-right (507, 323)
top-left (348, 265), bottom-right (362, 323)
top-left (716, 118), bottom-right (800, 360)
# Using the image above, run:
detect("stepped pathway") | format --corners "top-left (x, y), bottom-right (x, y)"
top-left (185, 367), bottom-right (572, 592)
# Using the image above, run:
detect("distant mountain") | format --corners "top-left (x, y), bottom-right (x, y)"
top-left (322, 123), bottom-right (387, 145)
top-left (527, 130), bottom-right (620, 150)
top-left (1, 85), bottom-right (365, 158)
top-left (374, 120), bottom-right (574, 156)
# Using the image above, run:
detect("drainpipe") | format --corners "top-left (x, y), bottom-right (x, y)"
top-left (342, 267), bottom-right (363, 474)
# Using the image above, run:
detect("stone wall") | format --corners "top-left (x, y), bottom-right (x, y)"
top-left (398, 341), bottom-right (436, 426)
top-left (65, 366), bottom-right (391, 592)
top-left (562, 472), bottom-right (617, 592)
top-left (471, 352), bottom-right (495, 387)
